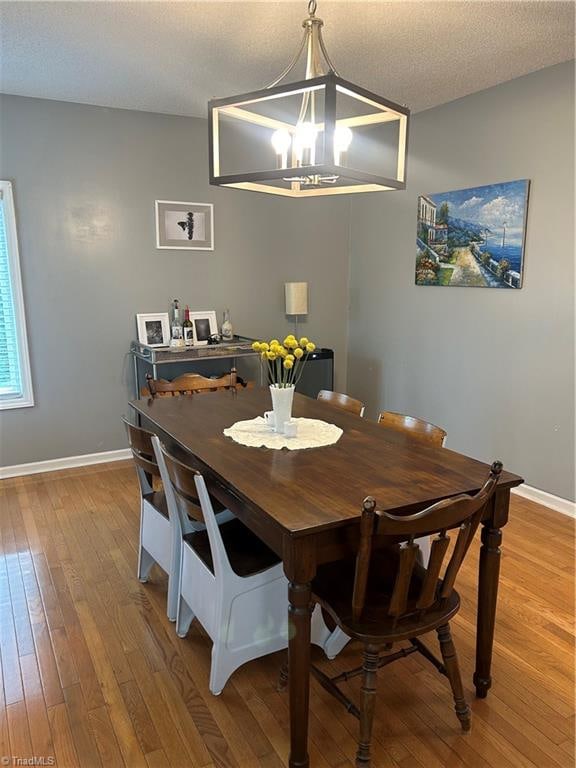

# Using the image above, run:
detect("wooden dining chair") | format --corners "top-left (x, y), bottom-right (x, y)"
top-left (378, 411), bottom-right (447, 447)
top-left (309, 461), bottom-right (503, 767)
top-left (157, 441), bottom-right (335, 695)
top-left (324, 411), bottom-right (448, 662)
top-left (146, 368), bottom-right (238, 398)
top-left (317, 389), bottom-right (365, 417)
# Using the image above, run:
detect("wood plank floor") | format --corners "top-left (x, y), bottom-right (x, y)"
top-left (0, 461), bottom-right (574, 768)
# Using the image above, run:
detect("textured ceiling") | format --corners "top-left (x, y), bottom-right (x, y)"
top-left (1, 1), bottom-right (574, 116)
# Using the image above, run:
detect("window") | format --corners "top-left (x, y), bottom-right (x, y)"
top-left (0, 181), bottom-right (33, 409)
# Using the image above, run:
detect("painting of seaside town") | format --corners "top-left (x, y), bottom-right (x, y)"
top-left (415, 180), bottom-right (530, 288)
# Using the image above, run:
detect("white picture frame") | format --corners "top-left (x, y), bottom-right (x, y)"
top-left (136, 313), bottom-right (170, 347)
top-left (155, 200), bottom-right (214, 250)
top-left (190, 311), bottom-right (218, 346)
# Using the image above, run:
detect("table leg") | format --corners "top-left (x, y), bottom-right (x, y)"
top-left (284, 537), bottom-right (316, 768)
top-left (288, 580), bottom-right (312, 768)
top-left (474, 488), bottom-right (509, 698)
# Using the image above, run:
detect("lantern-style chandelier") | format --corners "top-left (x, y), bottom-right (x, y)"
top-left (208, 0), bottom-right (409, 198)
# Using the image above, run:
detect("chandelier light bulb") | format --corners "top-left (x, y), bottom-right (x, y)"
top-left (294, 122), bottom-right (317, 165)
top-left (271, 129), bottom-right (292, 154)
top-left (295, 122), bottom-right (317, 148)
top-left (271, 129), bottom-right (292, 168)
top-left (334, 124), bottom-right (353, 164)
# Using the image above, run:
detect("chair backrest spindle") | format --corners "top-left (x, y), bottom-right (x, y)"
top-left (416, 532), bottom-right (450, 611)
top-left (388, 539), bottom-right (419, 621)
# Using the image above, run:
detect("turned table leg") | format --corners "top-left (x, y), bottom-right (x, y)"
top-left (287, 579), bottom-right (313, 768)
top-left (474, 488), bottom-right (509, 698)
top-left (283, 535), bottom-right (316, 768)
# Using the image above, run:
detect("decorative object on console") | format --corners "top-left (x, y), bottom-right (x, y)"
top-left (190, 310), bottom-right (218, 346)
top-left (208, 0), bottom-right (409, 198)
top-left (136, 313), bottom-right (170, 348)
top-left (155, 200), bottom-right (214, 250)
top-left (415, 179), bottom-right (530, 288)
top-left (183, 305), bottom-right (194, 346)
top-left (170, 298), bottom-right (185, 348)
top-left (251, 335), bottom-right (317, 433)
top-left (285, 282), bottom-right (308, 336)
top-left (221, 308), bottom-right (234, 341)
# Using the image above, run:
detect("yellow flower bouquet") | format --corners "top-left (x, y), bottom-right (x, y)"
top-left (251, 335), bottom-right (317, 433)
top-left (251, 335), bottom-right (316, 388)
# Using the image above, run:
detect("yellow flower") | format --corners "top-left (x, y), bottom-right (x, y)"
top-left (283, 359), bottom-right (294, 370)
top-left (252, 341), bottom-right (261, 351)
top-left (277, 346), bottom-right (288, 358)
top-left (261, 351), bottom-right (267, 360)
top-left (286, 354), bottom-right (295, 362)
top-left (294, 347), bottom-right (304, 359)
top-left (266, 350), bottom-right (277, 360)
top-left (270, 339), bottom-right (279, 347)
top-left (299, 337), bottom-right (309, 347)
top-left (305, 342), bottom-right (316, 353)
top-left (260, 342), bottom-right (269, 352)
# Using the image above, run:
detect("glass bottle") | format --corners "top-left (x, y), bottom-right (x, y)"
top-left (221, 308), bottom-right (233, 341)
top-left (170, 299), bottom-right (183, 345)
top-left (183, 306), bottom-right (194, 346)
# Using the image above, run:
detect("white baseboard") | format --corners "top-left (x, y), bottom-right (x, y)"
top-left (0, 448), bottom-right (132, 480)
top-left (512, 484), bottom-right (575, 518)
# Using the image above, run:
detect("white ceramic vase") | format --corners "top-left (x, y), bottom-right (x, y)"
top-left (269, 384), bottom-right (295, 434)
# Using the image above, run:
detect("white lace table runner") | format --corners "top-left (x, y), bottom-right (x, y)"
top-left (223, 416), bottom-right (343, 450)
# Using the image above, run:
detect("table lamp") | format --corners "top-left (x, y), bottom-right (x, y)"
top-left (285, 282), bottom-right (308, 337)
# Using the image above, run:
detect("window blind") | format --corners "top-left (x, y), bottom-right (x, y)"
top-left (0, 182), bottom-right (33, 409)
top-left (0, 194), bottom-right (22, 398)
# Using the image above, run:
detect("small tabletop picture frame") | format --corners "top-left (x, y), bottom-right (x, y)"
top-left (155, 200), bottom-right (214, 250)
top-left (190, 310), bottom-right (218, 346)
top-left (136, 313), bottom-right (170, 347)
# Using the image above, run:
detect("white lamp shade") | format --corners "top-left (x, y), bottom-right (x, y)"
top-left (285, 282), bottom-right (308, 315)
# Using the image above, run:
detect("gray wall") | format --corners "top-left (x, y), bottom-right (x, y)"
top-left (0, 94), bottom-right (350, 466)
top-left (347, 62), bottom-right (575, 500)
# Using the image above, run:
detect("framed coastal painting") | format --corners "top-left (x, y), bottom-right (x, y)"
top-left (155, 200), bottom-right (214, 250)
top-left (415, 180), bottom-right (530, 288)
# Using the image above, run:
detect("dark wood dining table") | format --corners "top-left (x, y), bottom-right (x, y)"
top-left (131, 387), bottom-right (523, 768)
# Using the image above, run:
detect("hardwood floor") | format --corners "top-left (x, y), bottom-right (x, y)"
top-left (0, 461), bottom-right (574, 768)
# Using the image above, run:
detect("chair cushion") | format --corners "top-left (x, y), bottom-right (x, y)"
top-left (312, 549), bottom-right (460, 643)
top-left (184, 518), bottom-right (281, 578)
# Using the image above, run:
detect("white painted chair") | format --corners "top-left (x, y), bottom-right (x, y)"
top-left (156, 439), bottom-right (332, 695)
top-left (123, 418), bottom-right (180, 621)
top-left (124, 418), bottom-right (234, 622)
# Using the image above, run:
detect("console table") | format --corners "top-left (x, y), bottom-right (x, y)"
top-left (129, 337), bottom-right (260, 397)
